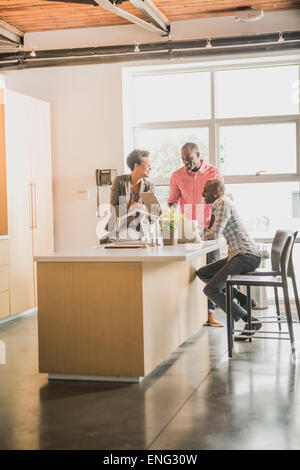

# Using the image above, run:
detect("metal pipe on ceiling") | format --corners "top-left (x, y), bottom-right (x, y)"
top-left (0, 31), bottom-right (300, 70)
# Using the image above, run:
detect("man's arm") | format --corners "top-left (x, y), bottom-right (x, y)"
top-left (204, 199), bottom-right (231, 240)
top-left (168, 173), bottom-right (181, 208)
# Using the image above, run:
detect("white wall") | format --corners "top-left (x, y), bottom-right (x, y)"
top-left (4, 63), bottom-right (125, 250)
top-left (23, 10), bottom-right (300, 50)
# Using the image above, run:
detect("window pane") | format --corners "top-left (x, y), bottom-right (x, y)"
top-left (225, 182), bottom-right (300, 235)
top-left (135, 127), bottom-right (209, 181)
top-left (155, 185), bottom-right (170, 209)
top-left (216, 65), bottom-right (299, 118)
top-left (133, 72), bottom-right (211, 123)
top-left (219, 122), bottom-right (297, 175)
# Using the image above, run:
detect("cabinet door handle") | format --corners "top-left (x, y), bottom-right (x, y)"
top-left (29, 183), bottom-right (34, 229)
top-left (33, 182), bottom-right (37, 229)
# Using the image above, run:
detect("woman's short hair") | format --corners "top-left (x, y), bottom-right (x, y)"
top-left (127, 149), bottom-right (149, 171)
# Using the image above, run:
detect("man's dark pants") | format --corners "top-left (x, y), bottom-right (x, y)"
top-left (206, 249), bottom-right (220, 312)
top-left (197, 253), bottom-right (261, 321)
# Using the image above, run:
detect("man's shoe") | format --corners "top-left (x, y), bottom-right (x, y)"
top-left (203, 313), bottom-right (224, 328)
top-left (234, 321), bottom-right (262, 341)
top-left (238, 297), bottom-right (257, 310)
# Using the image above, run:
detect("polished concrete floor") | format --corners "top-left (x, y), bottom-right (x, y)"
top-left (0, 309), bottom-right (300, 450)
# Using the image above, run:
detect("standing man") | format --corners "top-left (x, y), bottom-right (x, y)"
top-left (168, 142), bottom-right (224, 327)
top-left (196, 179), bottom-right (262, 341)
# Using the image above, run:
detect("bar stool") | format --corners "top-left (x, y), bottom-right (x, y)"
top-left (226, 231), bottom-right (296, 359)
top-left (248, 231), bottom-right (300, 327)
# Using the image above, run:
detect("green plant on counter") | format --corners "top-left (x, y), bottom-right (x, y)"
top-left (159, 207), bottom-right (183, 231)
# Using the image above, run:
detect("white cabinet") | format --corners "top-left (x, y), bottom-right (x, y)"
top-left (5, 90), bottom-right (54, 316)
top-left (0, 238), bottom-right (10, 320)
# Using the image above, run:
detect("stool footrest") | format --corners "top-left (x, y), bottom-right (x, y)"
top-left (253, 315), bottom-right (286, 319)
top-left (233, 329), bottom-right (289, 334)
top-left (250, 320), bottom-right (296, 324)
top-left (235, 335), bottom-right (290, 341)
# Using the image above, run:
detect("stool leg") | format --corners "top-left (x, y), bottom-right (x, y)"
top-left (247, 286), bottom-right (252, 342)
top-left (282, 282), bottom-right (295, 357)
top-left (231, 286), bottom-right (234, 347)
top-left (274, 287), bottom-right (281, 331)
top-left (290, 265), bottom-right (300, 322)
top-left (226, 282), bottom-right (233, 358)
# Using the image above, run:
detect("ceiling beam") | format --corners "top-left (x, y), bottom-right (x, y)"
top-left (129, 0), bottom-right (169, 32)
top-left (44, 0), bottom-right (98, 4)
top-left (0, 20), bottom-right (23, 45)
top-left (94, 0), bottom-right (169, 35)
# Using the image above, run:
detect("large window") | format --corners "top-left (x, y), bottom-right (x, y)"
top-left (133, 71), bottom-right (211, 123)
top-left (219, 122), bottom-right (297, 176)
top-left (123, 61), bottom-right (300, 236)
top-left (215, 65), bottom-right (299, 118)
top-left (226, 182), bottom-right (300, 234)
top-left (134, 127), bottom-right (209, 181)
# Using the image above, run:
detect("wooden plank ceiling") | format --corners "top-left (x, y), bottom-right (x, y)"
top-left (0, 0), bottom-right (299, 32)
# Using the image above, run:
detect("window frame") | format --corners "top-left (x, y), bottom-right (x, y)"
top-left (122, 58), bottom-right (300, 188)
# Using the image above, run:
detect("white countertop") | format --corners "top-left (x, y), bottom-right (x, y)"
top-left (0, 235), bottom-right (9, 240)
top-left (34, 241), bottom-right (222, 263)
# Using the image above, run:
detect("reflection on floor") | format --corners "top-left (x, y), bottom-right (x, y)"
top-left (0, 309), bottom-right (300, 450)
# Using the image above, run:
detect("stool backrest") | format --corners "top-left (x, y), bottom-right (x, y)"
top-left (280, 234), bottom-right (294, 280)
top-left (287, 231), bottom-right (298, 277)
top-left (271, 230), bottom-right (294, 273)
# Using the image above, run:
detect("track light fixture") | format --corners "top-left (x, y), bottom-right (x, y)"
top-left (134, 41), bottom-right (140, 53)
top-left (278, 31), bottom-right (285, 43)
top-left (30, 47), bottom-right (36, 57)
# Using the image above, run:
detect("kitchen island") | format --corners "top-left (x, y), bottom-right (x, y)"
top-left (35, 241), bottom-right (222, 382)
